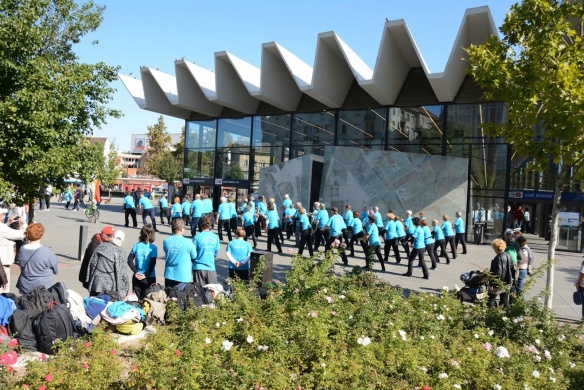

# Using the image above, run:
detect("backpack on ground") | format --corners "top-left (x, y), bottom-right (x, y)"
top-left (48, 282), bottom-right (69, 305)
top-left (165, 283), bottom-right (209, 310)
top-left (32, 301), bottom-right (77, 354)
top-left (8, 309), bottom-right (37, 351)
top-left (144, 283), bottom-right (165, 297)
top-left (18, 285), bottom-right (54, 319)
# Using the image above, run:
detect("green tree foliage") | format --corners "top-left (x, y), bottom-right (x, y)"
top-left (97, 140), bottom-right (122, 187)
top-left (144, 115), bottom-right (171, 175)
top-left (225, 163), bottom-right (244, 180)
top-left (0, 0), bottom-right (120, 220)
top-left (156, 151), bottom-right (183, 185)
top-left (467, 0), bottom-right (584, 308)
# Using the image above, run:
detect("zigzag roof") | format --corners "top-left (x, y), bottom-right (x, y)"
top-left (120, 6), bottom-right (497, 120)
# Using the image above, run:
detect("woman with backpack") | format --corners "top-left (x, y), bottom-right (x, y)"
top-left (16, 223), bottom-right (58, 294)
top-left (127, 224), bottom-right (158, 300)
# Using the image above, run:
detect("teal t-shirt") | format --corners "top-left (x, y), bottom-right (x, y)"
top-left (192, 231), bottom-right (221, 271)
top-left (226, 239), bottom-right (252, 270)
top-left (130, 242), bottom-right (158, 277)
top-left (124, 195), bottom-right (135, 209)
top-left (159, 197), bottom-right (169, 208)
top-left (163, 235), bottom-right (197, 283)
top-left (267, 210), bottom-right (280, 229)
top-left (139, 197), bottom-right (154, 210)
top-left (171, 203), bottom-right (182, 218)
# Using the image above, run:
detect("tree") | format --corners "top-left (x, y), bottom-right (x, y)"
top-left (0, 0), bottom-right (120, 222)
top-left (144, 115), bottom-right (171, 175)
top-left (156, 151), bottom-right (182, 185)
top-left (225, 163), bottom-right (245, 180)
top-left (97, 140), bottom-right (122, 188)
top-left (466, 0), bottom-right (584, 308)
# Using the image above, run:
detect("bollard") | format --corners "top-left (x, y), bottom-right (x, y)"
top-left (78, 224), bottom-right (89, 261)
top-left (249, 251), bottom-right (274, 288)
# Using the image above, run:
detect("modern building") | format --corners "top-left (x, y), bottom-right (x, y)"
top-left (120, 6), bottom-right (583, 251)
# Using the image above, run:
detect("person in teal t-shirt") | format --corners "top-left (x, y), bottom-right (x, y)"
top-left (128, 224), bottom-right (158, 299)
top-left (123, 191), bottom-right (138, 228)
top-left (192, 216), bottom-right (221, 285)
top-left (159, 194), bottom-right (170, 226)
top-left (403, 217), bottom-right (429, 280)
top-left (139, 193), bottom-right (158, 231)
top-left (163, 219), bottom-right (197, 287)
top-left (364, 214), bottom-right (385, 271)
top-left (226, 228), bottom-right (253, 281)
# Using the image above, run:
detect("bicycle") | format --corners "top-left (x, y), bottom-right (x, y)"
top-left (85, 201), bottom-right (100, 223)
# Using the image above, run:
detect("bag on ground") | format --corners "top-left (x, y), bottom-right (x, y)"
top-left (48, 282), bottom-right (69, 305)
top-left (32, 301), bottom-right (77, 354)
top-left (18, 285), bottom-right (54, 319)
top-left (8, 309), bottom-right (37, 351)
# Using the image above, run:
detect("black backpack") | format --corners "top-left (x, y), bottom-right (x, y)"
top-left (8, 309), bottom-right (37, 352)
top-left (144, 283), bottom-right (165, 297)
top-left (32, 302), bottom-right (77, 354)
top-left (18, 285), bottom-right (53, 319)
top-left (48, 282), bottom-right (69, 305)
top-left (165, 283), bottom-right (209, 310)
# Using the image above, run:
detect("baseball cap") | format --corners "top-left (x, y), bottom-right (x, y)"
top-left (0, 208), bottom-right (8, 214)
top-left (513, 228), bottom-right (522, 233)
top-left (112, 230), bottom-right (125, 247)
top-left (101, 226), bottom-right (114, 235)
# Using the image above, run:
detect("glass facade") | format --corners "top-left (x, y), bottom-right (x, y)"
top-left (183, 101), bottom-right (576, 249)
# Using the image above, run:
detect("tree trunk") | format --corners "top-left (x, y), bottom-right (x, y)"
top-left (544, 169), bottom-right (567, 309)
top-left (27, 200), bottom-right (35, 225)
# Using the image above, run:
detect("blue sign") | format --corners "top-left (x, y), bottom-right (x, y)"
top-left (508, 190), bottom-right (584, 202)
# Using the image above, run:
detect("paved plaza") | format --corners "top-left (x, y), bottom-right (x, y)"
top-left (8, 197), bottom-right (584, 321)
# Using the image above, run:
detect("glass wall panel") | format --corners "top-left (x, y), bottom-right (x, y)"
top-left (291, 112), bottom-right (335, 148)
top-left (445, 102), bottom-right (508, 146)
top-left (388, 106), bottom-right (443, 154)
top-left (185, 149), bottom-right (215, 178)
top-left (337, 108), bottom-right (386, 149)
top-left (252, 114), bottom-right (291, 165)
top-left (386, 143), bottom-right (442, 155)
top-left (215, 146), bottom-right (250, 181)
top-left (217, 117), bottom-right (252, 148)
top-left (290, 145), bottom-right (326, 158)
top-left (186, 120), bottom-right (217, 149)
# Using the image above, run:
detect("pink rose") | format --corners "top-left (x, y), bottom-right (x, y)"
top-left (84, 342), bottom-right (91, 348)
top-left (175, 349), bottom-right (182, 356)
top-left (45, 373), bottom-right (53, 382)
top-left (482, 342), bottom-right (492, 351)
top-left (5, 365), bottom-right (14, 373)
top-left (0, 351), bottom-right (18, 366)
top-left (110, 349), bottom-right (117, 355)
top-left (8, 339), bottom-right (18, 348)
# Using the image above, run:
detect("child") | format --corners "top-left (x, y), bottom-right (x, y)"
top-left (128, 224), bottom-right (158, 300)
top-left (226, 228), bottom-right (253, 281)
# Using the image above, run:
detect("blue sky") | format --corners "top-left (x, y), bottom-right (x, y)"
top-left (76, 0), bottom-right (517, 151)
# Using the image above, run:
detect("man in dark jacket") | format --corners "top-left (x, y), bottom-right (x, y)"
top-left (78, 226), bottom-right (114, 289)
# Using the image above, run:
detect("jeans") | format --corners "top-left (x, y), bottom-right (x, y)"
top-left (579, 287), bottom-right (584, 319)
top-left (142, 208), bottom-right (157, 229)
top-left (515, 268), bottom-right (528, 296)
top-left (190, 217), bottom-right (201, 237)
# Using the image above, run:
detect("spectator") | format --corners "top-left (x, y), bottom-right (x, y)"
top-left (487, 238), bottom-right (514, 309)
top-left (85, 230), bottom-right (129, 297)
top-left (0, 208), bottom-right (25, 293)
top-left (79, 226), bottom-right (114, 289)
top-left (192, 216), bottom-right (221, 285)
top-left (163, 219), bottom-right (197, 288)
top-left (16, 223), bottom-right (58, 294)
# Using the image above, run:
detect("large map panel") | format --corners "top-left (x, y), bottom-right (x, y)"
top-left (259, 154), bottom-right (323, 208)
top-left (321, 146), bottom-right (468, 222)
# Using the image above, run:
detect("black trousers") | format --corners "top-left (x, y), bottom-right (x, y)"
top-left (125, 208), bottom-right (137, 227)
top-left (160, 207), bottom-right (170, 224)
top-left (244, 225), bottom-right (257, 247)
top-left (434, 239), bottom-right (450, 263)
top-left (406, 248), bottom-right (429, 278)
top-left (426, 243), bottom-right (437, 268)
top-left (455, 232), bottom-right (467, 254)
top-left (325, 234), bottom-right (348, 264)
top-left (384, 237), bottom-right (401, 263)
top-left (267, 227), bottom-right (282, 252)
top-left (445, 235), bottom-right (456, 259)
top-left (349, 231), bottom-right (366, 255)
top-left (400, 235), bottom-right (411, 258)
top-left (298, 228), bottom-right (314, 256)
top-left (366, 244), bottom-right (385, 270)
top-left (313, 228), bottom-right (328, 250)
top-left (218, 219), bottom-right (232, 241)
top-left (132, 276), bottom-right (156, 300)
top-left (182, 214), bottom-right (191, 226)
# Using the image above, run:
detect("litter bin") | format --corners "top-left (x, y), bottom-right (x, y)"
top-left (473, 224), bottom-right (483, 245)
top-left (249, 251), bottom-right (274, 288)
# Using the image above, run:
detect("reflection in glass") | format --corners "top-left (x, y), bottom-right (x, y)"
top-left (215, 147), bottom-right (249, 180)
top-left (252, 115), bottom-right (291, 165)
top-left (187, 120), bottom-right (217, 149)
top-left (218, 117), bottom-right (251, 148)
top-left (291, 112), bottom-right (335, 147)
top-left (185, 149), bottom-right (215, 178)
top-left (337, 108), bottom-right (386, 149)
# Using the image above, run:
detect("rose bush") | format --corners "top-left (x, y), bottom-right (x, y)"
top-left (2, 251), bottom-right (583, 389)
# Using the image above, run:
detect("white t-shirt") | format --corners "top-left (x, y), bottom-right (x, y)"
top-left (579, 260), bottom-right (584, 287)
top-left (524, 211), bottom-right (530, 222)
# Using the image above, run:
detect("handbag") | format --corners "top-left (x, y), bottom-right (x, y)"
top-left (573, 290), bottom-right (583, 306)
